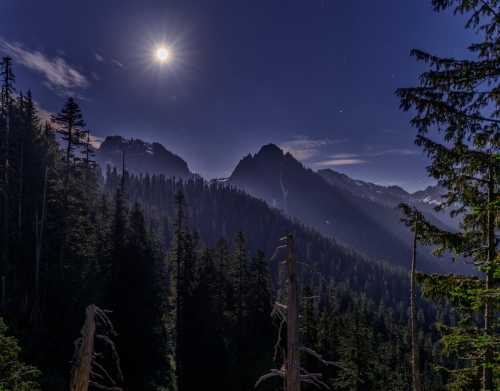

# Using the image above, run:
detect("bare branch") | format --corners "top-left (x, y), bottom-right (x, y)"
top-left (255, 369), bottom-right (285, 388)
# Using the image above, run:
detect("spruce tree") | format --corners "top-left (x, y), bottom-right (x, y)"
top-left (51, 97), bottom-right (86, 182)
top-left (397, 1), bottom-right (500, 388)
top-left (50, 97), bottom-right (90, 286)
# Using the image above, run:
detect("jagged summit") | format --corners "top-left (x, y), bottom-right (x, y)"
top-left (96, 135), bottom-right (192, 179)
top-left (257, 143), bottom-right (284, 157)
top-left (230, 144), bottom-right (303, 181)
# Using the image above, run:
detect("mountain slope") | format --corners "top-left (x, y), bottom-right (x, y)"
top-left (227, 144), bottom-right (435, 270)
top-left (318, 169), bottom-right (458, 230)
top-left (317, 169), bottom-right (411, 209)
top-left (96, 135), bottom-right (193, 178)
top-left (107, 171), bottom-right (414, 312)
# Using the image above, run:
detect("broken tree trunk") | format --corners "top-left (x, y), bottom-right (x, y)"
top-left (257, 234), bottom-right (340, 390)
top-left (69, 304), bottom-right (123, 391)
top-left (70, 305), bottom-right (97, 391)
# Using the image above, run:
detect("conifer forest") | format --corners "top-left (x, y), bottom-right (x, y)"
top-left (0, 0), bottom-right (498, 390)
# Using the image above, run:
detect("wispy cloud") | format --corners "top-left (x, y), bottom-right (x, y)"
top-left (280, 136), bottom-right (344, 161)
top-left (95, 53), bottom-right (104, 62)
top-left (314, 158), bottom-right (368, 167)
top-left (280, 134), bottom-right (421, 169)
top-left (310, 147), bottom-right (419, 168)
top-left (0, 37), bottom-right (89, 95)
top-left (329, 153), bottom-right (360, 159)
top-left (370, 148), bottom-right (420, 157)
top-left (112, 59), bottom-right (124, 68)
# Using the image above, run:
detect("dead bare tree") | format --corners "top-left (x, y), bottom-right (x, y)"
top-left (257, 234), bottom-right (346, 390)
top-left (69, 304), bottom-right (123, 391)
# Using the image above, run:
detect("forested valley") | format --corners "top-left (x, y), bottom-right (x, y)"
top-left (0, 0), bottom-right (499, 390)
top-left (0, 59), bottom-right (443, 390)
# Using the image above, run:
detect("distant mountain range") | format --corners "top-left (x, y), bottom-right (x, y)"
top-left (95, 136), bottom-right (465, 273)
top-left (228, 144), bottom-right (470, 273)
top-left (317, 168), bottom-right (457, 229)
top-left (228, 144), bottom-right (422, 269)
top-left (95, 135), bottom-right (193, 179)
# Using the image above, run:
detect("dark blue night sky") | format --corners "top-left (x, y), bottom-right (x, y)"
top-left (1, 0), bottom-right (475, 191)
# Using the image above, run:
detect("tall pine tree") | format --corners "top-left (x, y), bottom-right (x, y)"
top-left (397, 0), bottom-right (500, 389)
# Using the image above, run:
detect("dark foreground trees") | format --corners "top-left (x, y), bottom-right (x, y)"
top-left (0, 318), bottom-right (41, 391)
top-left (0, 58), bottom-right (175, 390)
top-left (398, 0), bottom-right (500, 389)
top-left (108, 170), bottom-right (450, 391)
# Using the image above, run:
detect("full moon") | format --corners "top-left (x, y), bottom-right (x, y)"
top-left (155, 46), bottom-right (171, 63)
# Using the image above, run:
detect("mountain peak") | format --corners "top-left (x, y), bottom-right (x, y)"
top-left (99, 135), bottom-right (128, 150)
top-left (229, 143), bottom-right (303, 184)
top-left (257, 143), bottom-right (284, 157)
top-left (96, 135), bottom-right (192, 178)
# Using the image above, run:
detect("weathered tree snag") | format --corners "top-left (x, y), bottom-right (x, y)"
top-left (257, 234), bottom-right (338, 390)
top-left (256, 234), bottom-right (301, 391)
top-left (70, 304), bottom-right (123, 391)
top-left (70, 305), bottom-right (97, 391)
